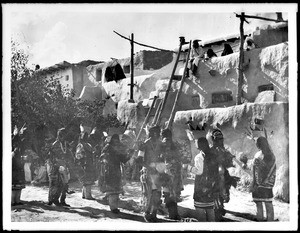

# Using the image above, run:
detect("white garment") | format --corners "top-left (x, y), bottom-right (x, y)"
top-left (59, 166), bottom-right (70, 184)
top-left (32, 165), bottom-right (47, 183)
top-left (188, 151), bottom-right (204, 175)
top-left (190, 47), bottom-right (204, 60)
top-left (24, 162), bottom-right (32, 182)
top-left (254, 150), bottom-right (264, 160)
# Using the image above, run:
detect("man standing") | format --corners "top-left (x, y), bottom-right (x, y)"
top-left (136, 125), bottom-right (164, 222)
top-left (209, 129), bottom-right (239, 221)
top-left (47, 128), bottom-right (70, 207)
top-left (159, 128), bottom-right (181, 221)
top-left (12, 125), bottom-right (27, 206)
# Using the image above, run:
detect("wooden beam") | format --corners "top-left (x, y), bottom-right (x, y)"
top-left (130, 33), bottom-right (134, 101)
top-left (136, 96), bottom-right (158, 141)
top-left (236, 13), bottom-right (245, 105)
top-left (152, 99), bottom-right (163, 126)
top-left (127, 96), bottom-right (158, 165)
top-left (236, 13), bottom-right (288, 23)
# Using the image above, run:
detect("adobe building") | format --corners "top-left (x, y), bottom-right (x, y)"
top-left (36, 60), bottom-right (102, 98)
top-left (78, 21), bottom-right (290, 202)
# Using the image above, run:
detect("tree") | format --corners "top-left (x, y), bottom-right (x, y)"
top-left (11, 39), bottom-right (123, 157)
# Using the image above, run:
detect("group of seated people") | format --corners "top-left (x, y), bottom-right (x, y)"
top-left (187, 36), bottom-right (258, 77)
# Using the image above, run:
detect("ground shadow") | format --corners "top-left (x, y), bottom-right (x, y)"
top-left (225, 209), bottom-right (257, 221)
top-left (12, 200), bottom-right (148, 222)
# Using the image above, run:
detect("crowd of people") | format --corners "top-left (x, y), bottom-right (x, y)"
top-left (11, 122), bottom-right (276, 222)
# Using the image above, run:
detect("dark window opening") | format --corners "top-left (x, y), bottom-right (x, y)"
top-left (258, 84), bottom-right (274, 93)
top-left (123, 65), bottom-right (130, 74)
top-left (191, 95), bottom-right (200, 108)
top-left (212, 91), bottom-right (233, 104)
top-left (96, 69), bottom-right (102, 81)
top-left (115, 103), bottom-right (118, 109)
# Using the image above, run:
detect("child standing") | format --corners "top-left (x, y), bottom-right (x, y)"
top-left (251, 136), bottom-right (276, 221)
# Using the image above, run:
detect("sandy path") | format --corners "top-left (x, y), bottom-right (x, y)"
top-left (9, 178), bottom-right (291, 230)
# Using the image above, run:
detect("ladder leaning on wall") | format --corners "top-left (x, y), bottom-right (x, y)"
top-left (165, 40), bottom-right (192, 130)
top-left (153, 37), bottom-right (192, 128)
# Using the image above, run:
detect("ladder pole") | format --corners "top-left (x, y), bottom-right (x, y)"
top-left (152, 99), bottom-right (163, 125)
top-left (136, 96), bottom-right (158, 141)
top-left (128, 96), bottom-right (158, 165)
top-left (130, 33), bottom-right (134, 101)
top-left (155, 38), bottom-right (184, 125)
top-left (166, 40), bottom-right (192, 130)
top-left (237, 13), bottom-right (245, 105)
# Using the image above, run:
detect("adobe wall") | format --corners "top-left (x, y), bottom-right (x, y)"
top-left (183, 42), bottom-right (289, 108)
top-left (43, 68), bottom-right (74, 93)
top-left (72, 65), bottom-right (95, 98)
top-left (172, 102), bottom-right (289, 202)
top-left (253, 23), bottom-right (288, 49)
top-left (142, 50), bottom-right (174, 70)
top-left (85, 42), bottom-right (289, 138)
top-left (85, 50), bottom-right (173, 86)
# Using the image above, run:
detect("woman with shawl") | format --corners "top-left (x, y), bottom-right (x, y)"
top-left (99, 134), bottom-right (130, 213)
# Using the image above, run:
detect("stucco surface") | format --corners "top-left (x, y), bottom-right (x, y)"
top-left (173, 102), bottom-right (289, 201)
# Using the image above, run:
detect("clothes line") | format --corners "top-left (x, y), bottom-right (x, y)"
top-left (113, 30), bottom-right (178, 54)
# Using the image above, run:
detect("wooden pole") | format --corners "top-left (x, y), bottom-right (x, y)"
top-left (166, 40), bottom-right (192, 130)
top-left (136, 96), bottom-right (158, 140)
top-left (130, 33), bottom-right (134, 102)
top-left (237, 12), bottom-right (245, 105)
top-left (128, 96), bottom-right (158, 165)
top-left (155, 37), bottom-right (184, 125)
top-left (236, 13), bottom-right (287, 23)
top-left (152, 99), bottom-right (163, 125)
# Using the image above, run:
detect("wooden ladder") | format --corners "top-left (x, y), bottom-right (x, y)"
top-left (153, 39), bottom-right (192, 129)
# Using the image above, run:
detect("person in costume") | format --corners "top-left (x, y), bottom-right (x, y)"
top-left (99, 134), bottom-right (130, 213)
top-left (251, 136), bottom-right (276, 221)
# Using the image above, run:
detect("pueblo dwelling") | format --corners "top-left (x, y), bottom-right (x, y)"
top-left (37, 20), bottom-right (290, 203)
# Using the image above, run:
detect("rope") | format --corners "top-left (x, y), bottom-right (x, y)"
top-left (113, 30), bottom-right (177, 54)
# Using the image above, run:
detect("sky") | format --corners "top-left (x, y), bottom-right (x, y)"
top-left (3, 3), bottom-right (294, 69)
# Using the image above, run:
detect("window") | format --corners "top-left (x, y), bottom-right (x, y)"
top-left (65, 75), bottom-right (69, 81)
top-left (123, 65), bottom-right (130, 74)
top-left (191, 95), bottom-right (200, 108)
top-left (96, 69), bottom-right (102, 82)
top-left (258, 84), bottom-right (274, 93)
top-left (212, 91), bottom-right (233, 104)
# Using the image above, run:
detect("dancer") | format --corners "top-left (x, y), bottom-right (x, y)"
top-left (188, 137), bottom-right (219, 222)
top-left (251, 136), bottom-right (276, 221)
top-left (99, 134), bottom-right (130, 213)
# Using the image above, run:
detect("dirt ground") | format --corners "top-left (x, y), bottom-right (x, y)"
top-left (7, 176), bottom-right (293, 231)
